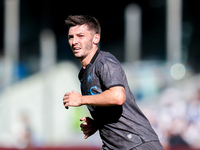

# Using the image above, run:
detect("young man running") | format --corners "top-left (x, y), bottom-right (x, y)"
top-left (63, 15), bottom-right (163, 150)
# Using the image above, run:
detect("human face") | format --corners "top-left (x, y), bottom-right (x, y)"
top-left (68, 25), bottom-right (95, 59)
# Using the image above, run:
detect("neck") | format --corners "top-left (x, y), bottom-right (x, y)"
top-left (80, 47), bottom-right (98, 69)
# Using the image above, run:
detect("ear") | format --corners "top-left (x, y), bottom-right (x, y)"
top-left (93, 34), bottom-right (100, 45)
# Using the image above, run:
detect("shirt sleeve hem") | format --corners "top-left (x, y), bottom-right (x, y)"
top-left (107, 84), bottom-right (125, 89)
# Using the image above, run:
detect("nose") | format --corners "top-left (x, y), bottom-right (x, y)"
top-left (72, 36), bottom-right (78, 45)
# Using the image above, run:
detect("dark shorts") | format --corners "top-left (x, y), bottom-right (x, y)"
top-left (131, 140), bottom-right (164, 150)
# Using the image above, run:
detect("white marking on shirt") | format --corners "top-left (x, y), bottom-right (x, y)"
top-left (127, 133), bottom-right (132, 139)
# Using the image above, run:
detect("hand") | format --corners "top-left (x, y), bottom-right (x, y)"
top-left (63, 90), bottom-right (82, 109)
top-left (80, 117), bottom-right (98, 139)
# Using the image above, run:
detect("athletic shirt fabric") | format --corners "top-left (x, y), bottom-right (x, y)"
top-left (78, 50), bottom-right (160, 149)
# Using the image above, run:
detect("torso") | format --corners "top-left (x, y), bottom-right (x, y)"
top-left (78, 50), bottom-right (160, 149)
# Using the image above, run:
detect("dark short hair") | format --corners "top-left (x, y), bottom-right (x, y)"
top-left (65, 15), bottom-right (101, 35)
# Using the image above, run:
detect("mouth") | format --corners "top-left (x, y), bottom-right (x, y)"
top-left (72, 46), bottom-right (81, 52)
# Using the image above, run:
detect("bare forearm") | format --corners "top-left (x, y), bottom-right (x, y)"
top-left (63, 86), bottom-right (126, 109)
top-left (81, 86), bottom-right (126, 106)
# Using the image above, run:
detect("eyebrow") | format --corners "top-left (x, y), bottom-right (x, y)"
top-left (68, 32), bottom-right (85, 36)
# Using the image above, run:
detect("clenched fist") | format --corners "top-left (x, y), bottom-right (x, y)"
top-left (63, 90), bottom-right (83, 109)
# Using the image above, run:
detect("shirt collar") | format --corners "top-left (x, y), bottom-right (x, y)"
top-left (78, 49), bottom-right (100, 80)
top-left (90, 49), bottom-right (100, 65)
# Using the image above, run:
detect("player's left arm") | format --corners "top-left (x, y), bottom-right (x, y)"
top-left (63, 86), bottom-right (126, 108)
top-left (80, 117), bottom-right (97, 139)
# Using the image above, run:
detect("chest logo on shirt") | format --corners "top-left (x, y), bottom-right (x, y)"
top-left (88, 73), bottom-right (93, 82)
top-left (83, 86), bottom-right (99, 95)
top-left (82, 73), bottom-right (99, 95)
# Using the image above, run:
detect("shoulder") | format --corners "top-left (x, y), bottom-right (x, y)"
top-left (94, 50), bottom-right (123, 74)
top-left (94, 50), bottom-right (126, 89)
top-left (97, 50), bottom-right (120, 66)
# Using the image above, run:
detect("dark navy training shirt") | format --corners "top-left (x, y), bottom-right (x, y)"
top-left (78, 49), bottom-right (160, 149)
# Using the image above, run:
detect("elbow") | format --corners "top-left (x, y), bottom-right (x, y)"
top-left (114, 90), bottom-right (126, 106)
top-left (109, 86), bottom-right (126, 106)
top-left (116, 93), bottom-right (126, 105)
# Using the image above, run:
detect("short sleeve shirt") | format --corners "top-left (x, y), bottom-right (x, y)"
top-left (78, 50), bottom-right (160, 150)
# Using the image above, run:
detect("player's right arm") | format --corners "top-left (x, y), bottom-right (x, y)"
top-left (81, 86), bottom-right (126, 106)
top-left (63, 86), bottom-right (126, 108)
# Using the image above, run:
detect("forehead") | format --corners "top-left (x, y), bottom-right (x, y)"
top-left (68, 24), bottom-right (91, 35)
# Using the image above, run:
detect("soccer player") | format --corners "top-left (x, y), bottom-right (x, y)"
top-left (63, 15), bottom-right (163, 150)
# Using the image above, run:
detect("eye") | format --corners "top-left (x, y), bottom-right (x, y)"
top-left (78, 34), bottom-right (84, 37)
top-left (68, 35), bottom-right (73, 39)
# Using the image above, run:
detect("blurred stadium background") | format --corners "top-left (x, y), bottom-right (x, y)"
top-left (0, 0), bottom-right (200, 150)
